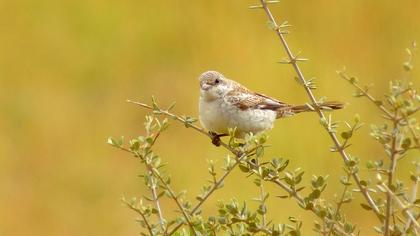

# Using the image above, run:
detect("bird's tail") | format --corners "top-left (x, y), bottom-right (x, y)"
top-left (291, 101), bottom-right (344, 114)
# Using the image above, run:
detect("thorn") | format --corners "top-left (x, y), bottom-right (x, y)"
top-left (295, 57), bottom-right (309, 62)
top-left (277, 29), bottom-right (290, 35)
top-left (249, 5), bottom-right (263, 9)
top-left (279, 21), bottom-right (292, 28)
top-left (278, 58), bottom-right (292, 64)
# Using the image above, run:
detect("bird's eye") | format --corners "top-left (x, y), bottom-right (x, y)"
top-left (215, 79), bottom-right (220, 84)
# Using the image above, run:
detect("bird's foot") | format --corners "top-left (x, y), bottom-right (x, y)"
top-left (209, 132), bottom-right (228, 147)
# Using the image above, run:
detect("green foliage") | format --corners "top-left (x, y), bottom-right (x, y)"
top-left (109, 2), bottom-right (419, 235)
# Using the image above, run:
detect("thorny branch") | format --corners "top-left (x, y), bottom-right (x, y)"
top-left (258, 0), bottom-right (382, 220)
top-left (153, 170), bottom-right (198, 236)
top-left (127, 100), bottom-right (353, 236)
top-left (327, 172), bottom-right (352, 236)
top-left (115, 143), bottom-right (197, 235)
top-left (121, 198), bottom-right (154, 235)
top-left (378, 182), bottom-right (420, 230)
top-left (384, 110), bottom-right (400, 236)
top-left (405, 163), bottom-right (420, 233)
top-left (339, 57), bottom-right (420, 234)
top-left (150, 173), bottom-right (165, 231)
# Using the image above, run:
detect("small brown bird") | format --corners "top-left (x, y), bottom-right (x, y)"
top-left (198, 71), bottom-right (343, 138)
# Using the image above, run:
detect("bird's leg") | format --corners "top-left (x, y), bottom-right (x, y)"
top-left (209, 131), bottom-right (228, 147)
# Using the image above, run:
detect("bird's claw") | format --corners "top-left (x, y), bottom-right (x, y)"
top-left (209, 132), bottom-right (227, 147)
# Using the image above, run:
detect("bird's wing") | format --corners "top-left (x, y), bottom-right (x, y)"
top-left (226, 87), bottom-right (290, 111)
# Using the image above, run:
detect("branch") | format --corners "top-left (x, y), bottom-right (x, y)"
top-left (258, 0), bottom-right (382, 220)
top-left (149, 173), bottom-right (165, 232)
top-left (152, 171), bottom-right (197, 236)
top-left (127, 100), bottom-right (352, 236)
top-left (327, 173), bottom-right (352, 236)
top-left (405, 163), bottom-right (420, 234)
top-left (122, 198), bottom-right (155, 235)
top-left (401, 112), bottom-right (420, 150)
top-left (338, 70), bottom-right (394, 119)
top-left (259, 181), bottom-right (267, 227)
top-left (248, 161), bottom-right (353, 236)
top-left (378, 182), bottom-right (420, 230)
top-left (114, 144), bottom-right (197, 235)
top-left (166, 153), bottom-right (248, 235)
top-left (384, 110), bottom-right (400, 236)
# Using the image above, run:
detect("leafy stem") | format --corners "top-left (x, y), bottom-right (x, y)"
top-left (122, 198), bottom-right (154, 235)
top-left (150, 173), bottom-right (165, 232)
top-left (152, 170), bottom-right (197, 236)
top-left (327, 172), bottom-right (352, 236)
top-left (127, 99), bottom-right (352, 236)
top-left (384, 110), bottom-right (400, 236)
top-left (378, 181), bottom-right (420, 230)
top-left (166, 153), bottom-right (249, 235)
top-left (258, 0), bottom-right (382, 220)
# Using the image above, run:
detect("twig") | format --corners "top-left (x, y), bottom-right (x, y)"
top-left (126, 100), bottom-right (211, 137)
top-left (404, 163), bottom-right (420, 234)
top-left (115, 144), bottom-right (197, 235)
top-left (401, 112), bottom-right (420, 150)
top-left (127, 100), bottom-right (353, 236)
top-left (379, 183), bottom-right (420, 230)
top-left (127, 131), bottom-right (166, 233)
top-left (327, 173), bottom-right (351, 236)
top-left (384, 110), bottom-right (400, 236)
top-left (122, 198), bottom-right (154, 235)
top-left (152, 171), bottom-right (198, 236)
top-left (269, 177), bottom-right (352, 236)
top-left (338, 71), bottom-right (394, 119)
top-left (259, 181), bottom-right (267, 226)
top-left (149, 173), bottom-right (166, 232)
top-left (254, 157), bottom-right (268, 227)
top-left (258, 0), bottom-right (382, 220)
top-left (323, 219), bottom-right (328, 236)
top-left (166, 153), bottom-right (248, 235)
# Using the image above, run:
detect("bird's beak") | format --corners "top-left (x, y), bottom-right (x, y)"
top-left (201, 83), bottom-right (211, 91)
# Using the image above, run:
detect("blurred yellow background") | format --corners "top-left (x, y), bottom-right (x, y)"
top-left (0, 0), bottom-right (419, 235)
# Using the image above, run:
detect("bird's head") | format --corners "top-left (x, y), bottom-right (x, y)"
top-left (198, 71), bottom-right (232, 100)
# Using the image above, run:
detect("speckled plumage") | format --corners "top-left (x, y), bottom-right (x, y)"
top-left (198, 71), bottom-right (343, 137)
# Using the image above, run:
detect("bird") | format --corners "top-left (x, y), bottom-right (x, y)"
top-left (198, 70), bottom-right (343, 141)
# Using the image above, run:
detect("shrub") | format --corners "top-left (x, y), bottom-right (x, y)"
top-left (109, 1), bottom-right (419, 235)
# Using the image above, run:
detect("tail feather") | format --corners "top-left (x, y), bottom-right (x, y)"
top-left (291, 101), bottom-right (344, 114)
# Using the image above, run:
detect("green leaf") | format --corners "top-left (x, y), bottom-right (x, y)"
top-left (256, 146), bottom-right (264, 158)
top-left (239, 164), bottom-right (250, 173)
top-left (312, 176), bottom-right (324, 188)
top-left (309, 189), bottom-right (321, 199)
top-left (403, 62), bottom-right (413, 71)
top-left (360, 180), bottom-right (368, 187)
top-left (401, 137), bottom-right (412, 150)
top-left (354, 114), bottom-right (361, 123)
top-left (130, 139), bottom-right (140, 151)
top-left (374, 100), bottom-right (383, 106)
top-left (360, 203), bottom-right (372, 211)
top-left (366, 161), bottom-right (374, 169)
top-left (341, 131), bottom-right (353, 140)
top-left (145, 137), bottom-right (154, 144)
top-left (288, 216), bottom-right (298, 223)
top-left (349, 76), bottom-right (358, 84)
top-left (410, 174), bottom-right (419, 182)
top-left (278, 160), bottom-right (289, 172)
top-left (107, 137), bottom-right (117, 146)
top-left (344, 223), bottom-right (354, 233)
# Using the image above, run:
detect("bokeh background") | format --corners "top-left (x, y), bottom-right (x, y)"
top-left (0, 0), bottom-right (419, 235)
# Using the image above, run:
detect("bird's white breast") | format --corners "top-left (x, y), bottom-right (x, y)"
top-left (199, 95), bottom-right (277, 137)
